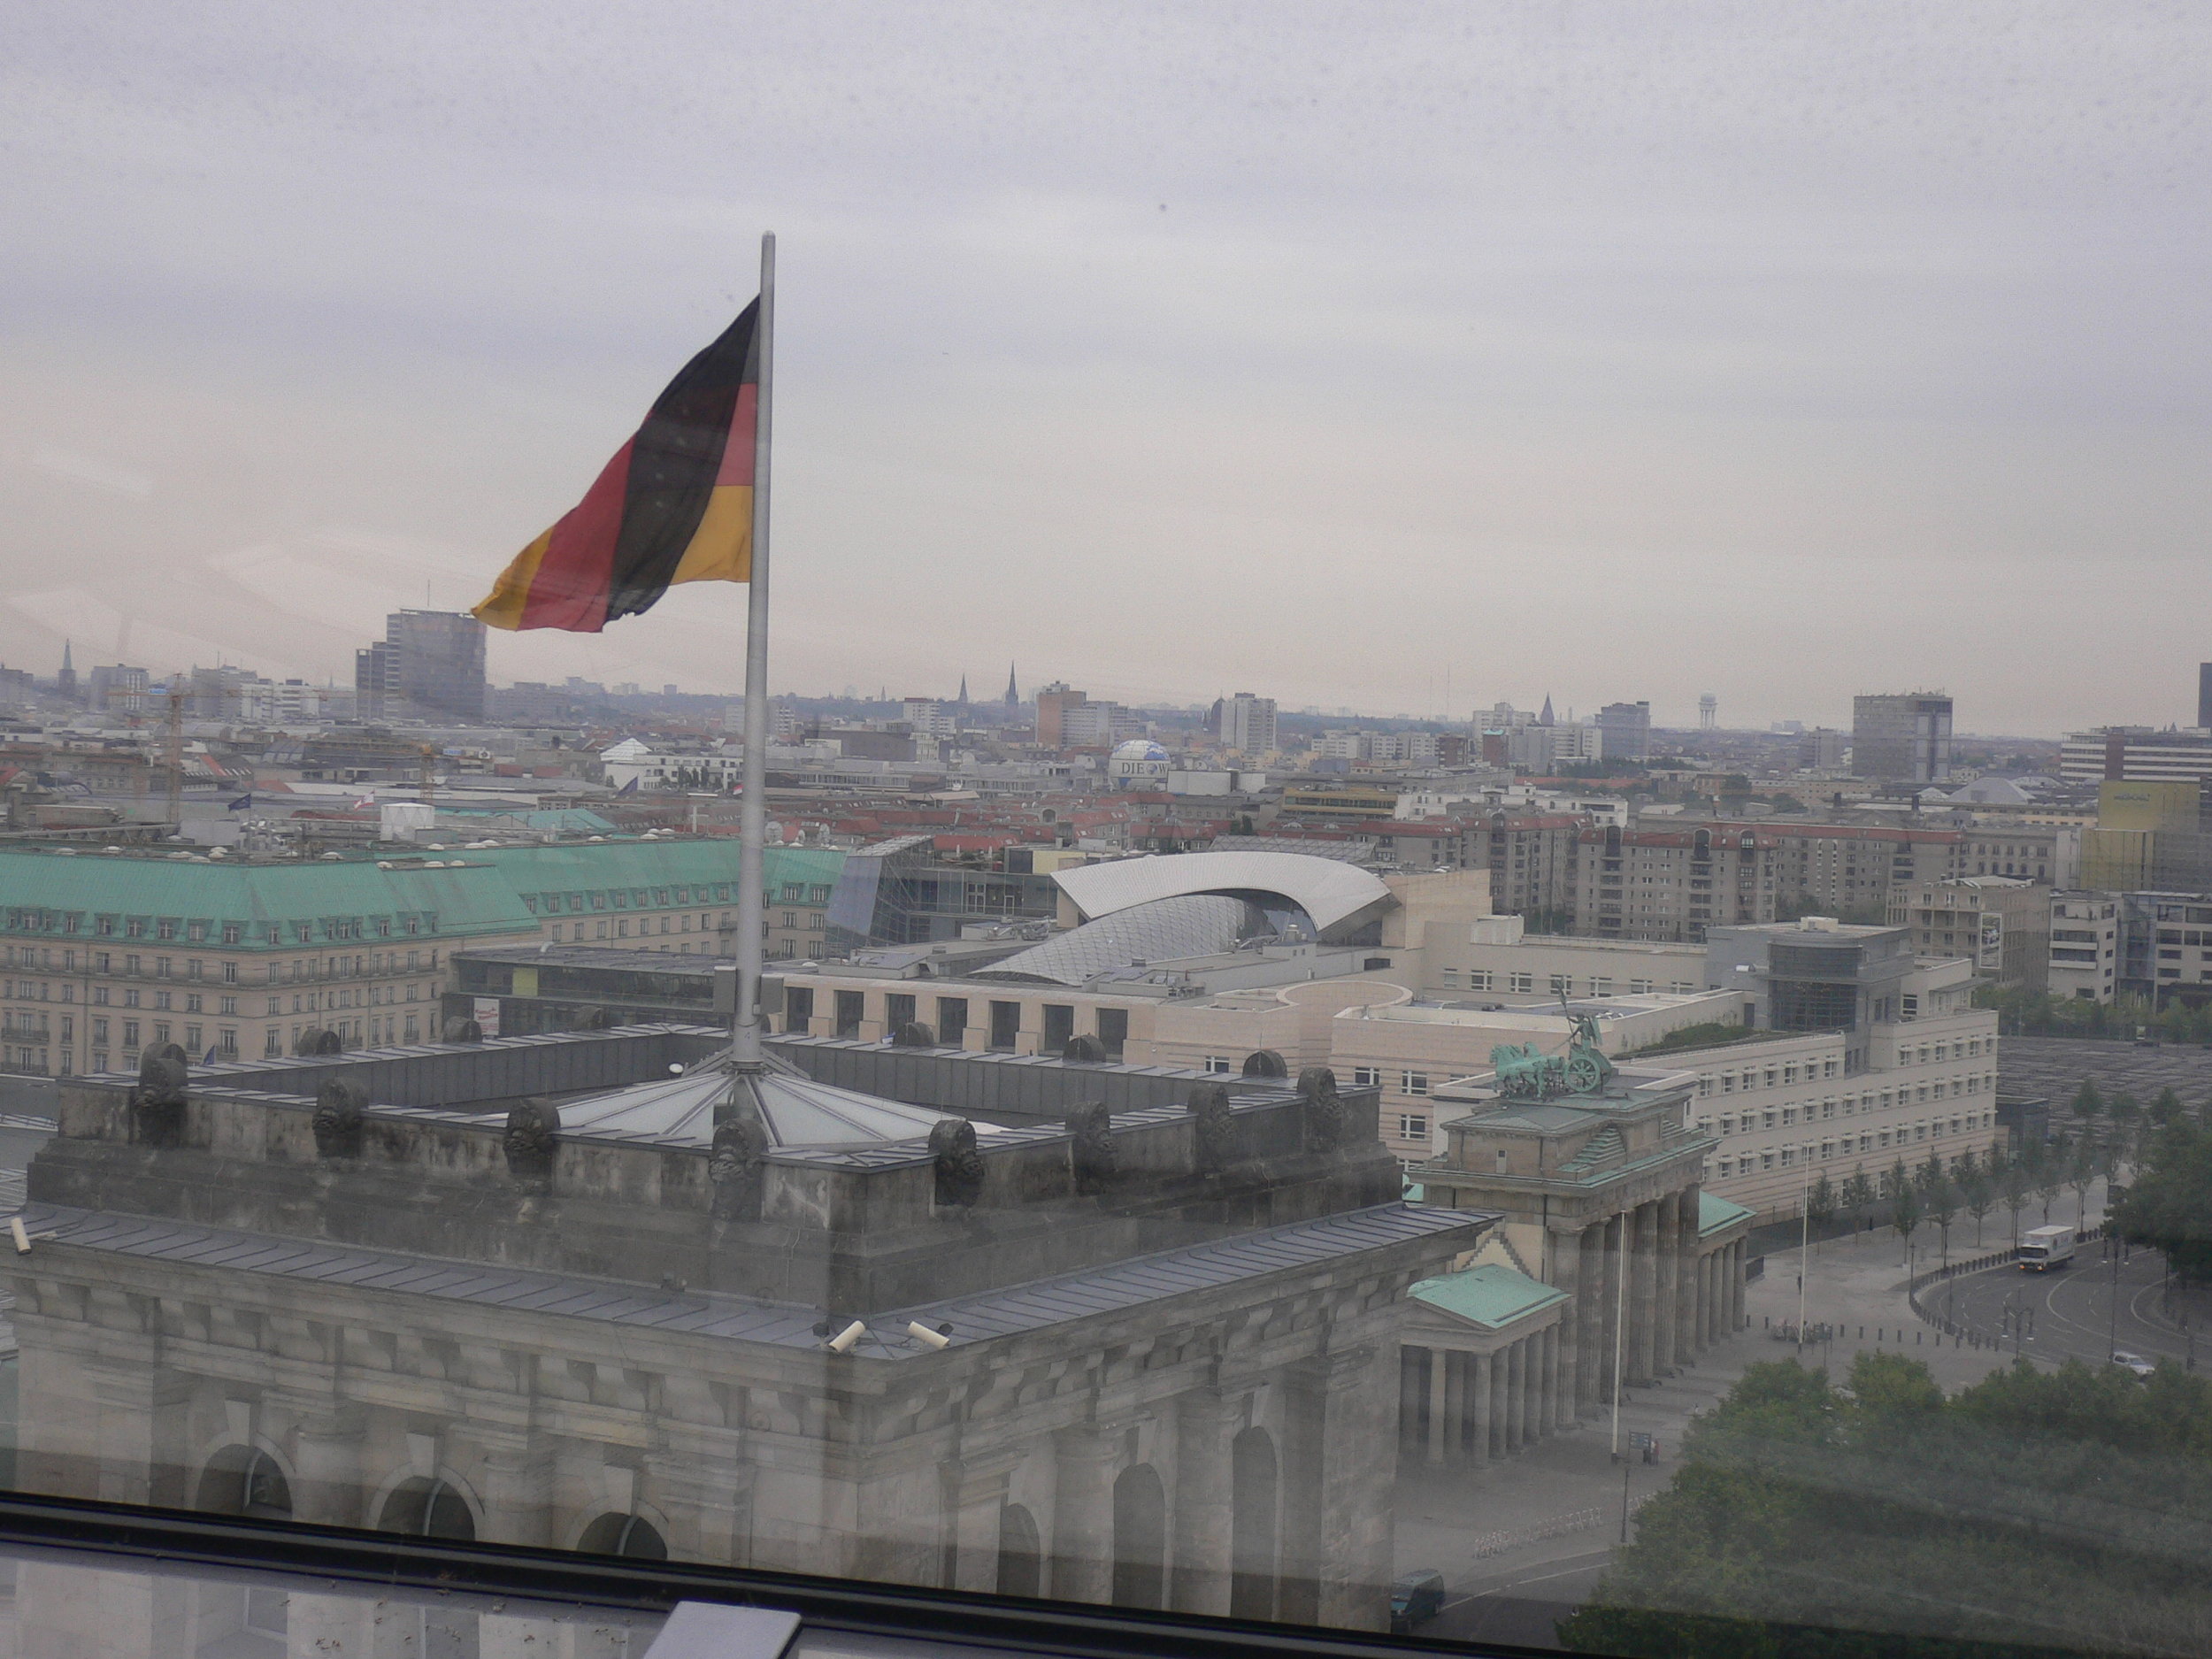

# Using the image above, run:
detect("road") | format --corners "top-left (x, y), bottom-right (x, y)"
top-left (1936, 1242), bottom-right (2208, 1371)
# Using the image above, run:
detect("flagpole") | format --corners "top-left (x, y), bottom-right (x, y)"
top-left (732, 231), bottom-right (775, 1067)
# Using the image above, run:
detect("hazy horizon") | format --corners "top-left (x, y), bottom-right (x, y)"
top-left (5, 3), bottom-right (2208, 737)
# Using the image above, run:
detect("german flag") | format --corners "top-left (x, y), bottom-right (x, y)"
top-left (474, 303), bottom-right (760, 632)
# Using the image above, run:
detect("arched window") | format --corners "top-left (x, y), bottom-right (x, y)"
top-left (1231, 1427), bottom-right (1279, 1621)
top-left (197, 1445), bottom-right (292, 1521)
top-left (1110, 1464), bottom-right (1166, 1609)
top-left (996, 1502), bottom-right (1041, 1599)
top-left (576, 1511), bottom-right (668, 1559)
top-left (379, 1475), bottom-right (477, 1540)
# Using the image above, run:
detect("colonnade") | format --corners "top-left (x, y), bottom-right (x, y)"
top-left (1399, 1322), bottom-right (1561, 1465)
top-left (1568, 1185), bottom-right (1746, 1414)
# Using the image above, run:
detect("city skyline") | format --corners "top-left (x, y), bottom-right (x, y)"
top-left (4, 6), bottom-right (2208, 736)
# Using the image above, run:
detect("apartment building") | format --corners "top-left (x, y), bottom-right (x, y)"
top-left (1888, 876), bottom-right (2052, 992)
top-left (1566, 823), bottom-right (1963, 944)
top-left (2047, 892), bottom-right (2120, 1002)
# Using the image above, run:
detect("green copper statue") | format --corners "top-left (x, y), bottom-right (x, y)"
top-left (1490, 1005), bottom-right (1617, 1101)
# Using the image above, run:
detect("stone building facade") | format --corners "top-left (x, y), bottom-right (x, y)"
top-left (1397, 1054), bottom-right (1753, 1456)
top-left (8, 1029), bottom-right (1492, 1632)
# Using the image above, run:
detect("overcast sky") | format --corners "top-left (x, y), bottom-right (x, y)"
top-left (3, 2), bottom-right (2208, 735)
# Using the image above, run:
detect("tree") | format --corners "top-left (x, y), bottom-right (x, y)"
top-left (1888, 1157), bottom-right (1923, 1263)
top-left (1561, 1353), bottom-right (2212, 1658)
top-left (2028, 1136), bottom-right (2063, 1227)
top-left (2071, 1077), bottom-right (2104, 1124)
top-left (2066, 1133), bottom-right (2099, 1230)
top-left (1923, 1160), bottom-right (1960, 1267)
top-left (1806, 1172), bottom-right (1837, 1247)
top-left (1842, 1164), bottom-right (1875, 1234)
top-left (2110, 1092), bottom-right (2145, 1178)
top-left (2116, 1116), bottom-right (2212, 1286)
top-left (2153, 1086), bottom-right (2184, 1126)
top-left (1959, 1150), bottom-right (1997, 1246)
top-left (1999, 1149), bottom-right (2032, 1246)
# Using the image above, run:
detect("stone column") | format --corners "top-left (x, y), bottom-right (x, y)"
top-left (1576, 1222), bottom-right (1604, 1414)
top-left (1487, 1348), bottom-right (1509, 1459)
top-left (1597, 1212), bottom-right (1624, 1405)
top-left (1470, 1352), bottom-right (1492, 1467)
top-left (478, 1443), bottom-right (556, 1548)
top-left (1276, 1366), bottom-right (1327, 1626)
top-left (288, 1408), bottom-right (365, 1527)
top-left (1552, 1228), bottom-right (1578, 1421)
top-left (1502, 1341), bottom-right (1525, 1454)
top-left (1676, 1183), bottom-right (1703, 1360)
top-left (1731, 1240), bottom-right (1747, 1331)
top-left (1444, 1354), bottom-right (1466, 1463)
top-left (1313, 1346), bottom-right (1398, 1634)
top-left (1654, 1194), bottom-right (1680, 1375)
top-left (1399, 1348), bottom-right (1423, 1460)
top-left (1630, 1202), bottom-right (1660, 1385)
top-left (1540, 1325), bottom-right (1559, 1436)
top-left (1171, 1392), bottom-right (1234, 1617)
top-left (1050, 1425), bottom-right (1120, 1606)
top-left (1693, 1249), bottom-right (1709, 1349)
top-left (1425, 1348), bottom-right (1448, 1465)
top-left (947, 1452), bottom-right (1023, 1595)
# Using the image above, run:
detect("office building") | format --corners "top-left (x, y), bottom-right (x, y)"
top-left (1033, 683), bottom-right (1086, 749)
top-left (1594, 701), bottom-right (1651, 764)
top-left (1852, 693), bottom-right (1953, 784)
top-left (1211, 694), bottom-right (1279, 757)
top-left (2059, 727), bottom-right (2212, 790)
top-left (355, 611), bottom-right (487, 722)
top-left (1796, 727), bottom-right (1847, 770)
top-left (86, 664), bottom-right (152, 714)
top-left (2199, 664), bottom-right (2212, 732)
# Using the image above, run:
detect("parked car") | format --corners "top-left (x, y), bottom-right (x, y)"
top-left (1390, 1569), bottom-right (1448, 1633)
top-left (2110, 1350), bottom-right (2156, 1379)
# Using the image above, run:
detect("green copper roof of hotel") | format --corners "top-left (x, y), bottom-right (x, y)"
top-left (1700, 1189), bottom-right (1755, 1238)
top-left (0, 846), bottom-right (537, 945)
top-left (0, 840), bottom-right (847, 949)
top-left (1408, 1263), bottom-right (1569, 1331)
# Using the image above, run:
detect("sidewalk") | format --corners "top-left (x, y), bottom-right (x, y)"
top-left (1394, 1332), bottom-right (1757, 1599)
top-left (1748, 1217), bottom-right (2093, 1389)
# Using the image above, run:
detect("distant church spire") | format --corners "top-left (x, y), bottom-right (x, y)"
top-left (56, 639), bottom-right (76, 702)
top-left (1539, 694), bottom-right (1555, 726)
top-left (1003, 663), bottom-right (1019, 707)
top-left (957, 673), bottom-right (969, 704)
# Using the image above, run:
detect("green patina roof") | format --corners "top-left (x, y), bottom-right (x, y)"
top-left (0, 847), bottom-right (537, 946)
top-left (1409, 1263), bottom-right (1569, 1331)
top-left (1700, 1189), bottom-right (1755, 1238)
top-left (0, 840), bottom-right (849, 951)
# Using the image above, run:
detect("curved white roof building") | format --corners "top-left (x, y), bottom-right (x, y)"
top-left (1053, 850), bottom-right (1395, 943)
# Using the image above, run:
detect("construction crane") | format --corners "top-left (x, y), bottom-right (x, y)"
top-left (419, 744), bottom-right (437, 818)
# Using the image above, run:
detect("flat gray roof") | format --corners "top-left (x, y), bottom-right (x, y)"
top-left (17, 1200), bottom-right (1492, 1361)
